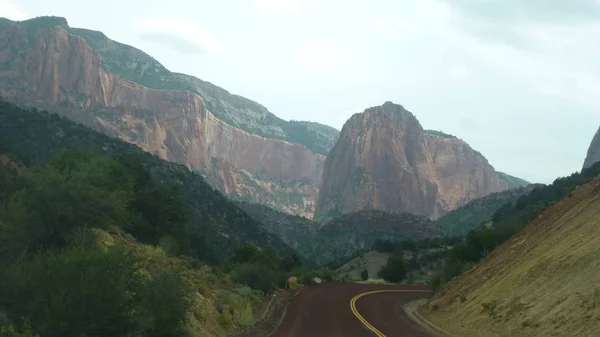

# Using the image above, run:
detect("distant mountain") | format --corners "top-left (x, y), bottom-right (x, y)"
top-left (0, 99), bottom-right (293, 258)
top-left (0, 16), bottom-right (338, 217)
top-left (583, 126), bottom-right (600, 169)
top-left (497, 171), bottom-right (530, 189)
top-left (316, 101), bottom-right (515, 220)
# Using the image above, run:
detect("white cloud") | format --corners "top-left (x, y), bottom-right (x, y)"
top-left (0, 1), bottom-right (27, 21)
top-left (131, 17), bottom-right (221, 54)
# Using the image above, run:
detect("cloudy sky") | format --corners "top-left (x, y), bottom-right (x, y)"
top-left (2, 0), bottom-right (600, 183)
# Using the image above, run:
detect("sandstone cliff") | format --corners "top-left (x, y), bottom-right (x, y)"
top-left (315, 102), bottom-right (509, 219)
top-left (0, 16), bottom-right (330, 217)
top-left (583, 126), bottom-right (600, 169)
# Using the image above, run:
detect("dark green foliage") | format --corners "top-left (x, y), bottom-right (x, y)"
top-left (0, 165), bottom-right (23, 214)
top-left (231, 263), bottom-right (282, 295)
top-left (0, 99), bottom-right (293, 258)
top-left (378, 255), bottom-right (407, 283)
top-left (373, 236), bottom-right (461, 254)
top-left (0, 237), bottom-right (192, 337)
top-left (239, 205), bottom-right (443, 267)
top-left (139, 268), bottom-right (193, 336)
top-left (279, 253), bottom-right (302, 272)
top-left (361, 268), bottom-right (369, 281)
top-left (3, 150), bottom-right (133, 254)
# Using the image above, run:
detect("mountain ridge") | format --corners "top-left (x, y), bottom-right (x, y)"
top-left (0, 15), bottom-right (332, 217)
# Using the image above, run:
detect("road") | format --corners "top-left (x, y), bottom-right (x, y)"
top-left (270, 283), bottom-right (435, 337)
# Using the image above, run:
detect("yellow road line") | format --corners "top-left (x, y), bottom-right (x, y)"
top-left (350, 289), bottom-right (433, 337)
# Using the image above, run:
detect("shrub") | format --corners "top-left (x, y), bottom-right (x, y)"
top-left (0, 239), bottom-right (143, 337)
top-left (378, 254), bottom-right (407, 283)
top-left (361, 268), bottom-right (369, 281)
top-left (139, 267), bottom-right (193, 336)
top-left (231, 263), bottom-right (281, 295)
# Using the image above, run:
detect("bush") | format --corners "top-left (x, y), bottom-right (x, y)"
top-left (378, 255), bottom-right (407, 283)
top-left (139, 268), bottom-right (193, 336)
top-left (0, 233), bottom-right (194, 337)
top-left (231, 263), bottom-right (281, 295)
top-left (361, 268), bottom-right (369, 281)
top-left (0, 238), bottom-right (143, 337)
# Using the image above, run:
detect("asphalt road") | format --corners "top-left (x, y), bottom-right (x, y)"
top-left (270, 283), bottom-right (435, 337)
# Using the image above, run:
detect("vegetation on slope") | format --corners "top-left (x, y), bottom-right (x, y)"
top-left (435, 185), bottom-right (536, 236)
top-left (421, 176), bottom-right (600, 337)
top-left (0, 99), bottom-right (291, 258)
top-left (238, 205), bottom-right (445, 267)
top-left (430, 160), bottom-right (600, 290)
top-left (10, 16), bottom-right (339, 156)
top-left (0, 141), bottom-right (325, 336)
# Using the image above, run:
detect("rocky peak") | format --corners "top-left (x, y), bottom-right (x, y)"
top-left (583, 126), bottom-right (600, 170)
top-left (315, 102), bottom-right (509, 220)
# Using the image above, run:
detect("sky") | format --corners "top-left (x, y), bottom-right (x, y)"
top-left (2, 0), bottom-right (600, 184)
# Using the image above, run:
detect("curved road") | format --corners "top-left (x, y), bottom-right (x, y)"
top-left (270, 283), bottom-right (434, 337)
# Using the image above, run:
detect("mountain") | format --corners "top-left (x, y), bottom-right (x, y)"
top-left (583, 126), bottom-right (600, 169)
top-left (497, 171), bottom-right (530, 189)
top-left (0, 98), bottom-right (293, 258)
top-left (420, 175), bottom-right (600, 337)
top-left (237, 202), bottom-right (444, 266)
top-left (315, 101), bottom-right (511, 220)
top-left (0, 16), bottom-right (339, 218)
top-left (435, 184), bottom-right (538, 236)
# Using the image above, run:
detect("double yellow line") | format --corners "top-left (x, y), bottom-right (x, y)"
top-left (350, 289), bottom-right (433, 337)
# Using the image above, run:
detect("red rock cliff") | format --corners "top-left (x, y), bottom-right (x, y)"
top-left (315, 102), bottom-right (509, 219)
top-left (0, 21), bottom-right (323, 217)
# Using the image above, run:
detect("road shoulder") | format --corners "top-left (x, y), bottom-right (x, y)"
top-left (404, 300), bottom-right (457, 337)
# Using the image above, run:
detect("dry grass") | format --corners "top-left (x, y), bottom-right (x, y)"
top-left (420, 178), bottom-right (600, 337)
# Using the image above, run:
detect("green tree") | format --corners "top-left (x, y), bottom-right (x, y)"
top-left (4, 150), bottom-right (133, 254)
top-left (361, 268), bottom-right (369, 281)
top-left (0, 238), bottom-right (143, 337)
top-left (378, 255), bottom-right (407, 283)
top-left (139, 268), bottom-right (193, 336)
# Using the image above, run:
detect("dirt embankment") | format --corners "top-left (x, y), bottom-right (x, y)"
top-left (420, 177), bottom-right (600, 337)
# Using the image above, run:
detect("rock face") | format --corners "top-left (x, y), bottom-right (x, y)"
top-left (0, 17), bottom-right (335, 217)
top-left (315, 102), bottom-right (509, 219)
top-left (583, 126), bottom-right (600, 170)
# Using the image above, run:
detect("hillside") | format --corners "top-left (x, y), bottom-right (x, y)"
top-left (420, 176), bottom-right (600, 337)
top-left (316, 101), bottom-right (512, 219)
top-left (0, 16), bottom-right (337, 217)
top-left (435, 185), bottom-right (537, 236)
top-left (235, 202), bottom-right (319, 251)
top-left (236, 202), bottom-right (444, 266)
top-left (0, 99), bottom-right (292, 258)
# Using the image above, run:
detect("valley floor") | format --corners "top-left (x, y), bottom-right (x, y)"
top-left (419, 178), bottom-right (600, 337)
